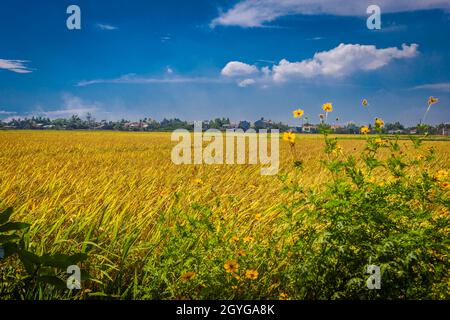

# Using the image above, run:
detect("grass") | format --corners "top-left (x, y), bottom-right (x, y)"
top-left (0, 130), bottom-right (449, 299)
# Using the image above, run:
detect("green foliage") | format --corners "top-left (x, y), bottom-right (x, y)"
top-left (0, 208), bottom-right (88, 299)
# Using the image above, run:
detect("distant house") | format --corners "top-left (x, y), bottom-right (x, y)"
top-left (125, 122), bottom-right (148, 129)
top-left (330, 125), bottom-right (342, 131)
top-left (302, 124), bottom-right (318, 133)
top-left (388, 129), bottom-right (404, 134)
top-left (222, 123), bottom-right (239, 131)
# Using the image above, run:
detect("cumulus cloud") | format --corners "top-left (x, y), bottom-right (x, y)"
top-left (221, 61), bottom-right (260, 77)
top-left (272, 43), bottom-right (418, 81)
top-left (211, 0), bottom-right (450, 27)
top-left (0, 59), bottom-right (32, 73)
top-left (221, 43), bottom-right (419, 86)
top-left (222, 43), bottom-right (418, 87)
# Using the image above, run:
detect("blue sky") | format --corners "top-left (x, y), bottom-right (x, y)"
top-left (0, 0), bottom-right (449, 126)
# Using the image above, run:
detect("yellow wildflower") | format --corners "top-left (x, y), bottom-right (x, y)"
top-left (245, 269), bottom-right (259, 280)
top-left (236, 249), bottom-right (246, 257)
top-left (322, 102), bottom-right (333, 112)
top-left (360, 126), bottom-right (369, 134)
top-left (224, 260), bottom-right (239, 273)
top-left (435, 170), bottom-right (448, 181)
top-left (374, 118), bottom-right (384, 128)
top-left (416, 155), bottom-right (425, 161)
top-left (362, 99), bottom-right (368, 107)
top-left (428, 96), bottom-right (439, 106)
top-left (243, 236), bottom-right (254, 243)
top-left (374, 138), bottom-right (383, 146)
top-left (282, 132), bottom-right (296, 145)
top-left (293, 109), bottom-right (304, 118)
top-left (439, 181), bottom-right (450, 189)
top-left (230, 236), bottom-right (239, 243)
top-left (332, 145), bottom-right (343, 156)
top-left (255, 213), bottom-right (262, 221)
top-left (193, 178), bottom-right (204, 186)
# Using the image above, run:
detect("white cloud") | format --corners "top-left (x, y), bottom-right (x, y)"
top-left (211, 0), bottom-right (450, 27)
top-left (220, 43), bottom-right (418, 86)
top-left (38, 95), bottom-right (100, 118)
top-left (412, 82), bottom-right (450, 91)
top-left (238, 78), bottom-right (257, 87)
top-left (272, 43), bottom-right (418, 81)
top-left (221, 61), bottom-right (259, 77)
top-left (0, 59), bottom-right (32, 74)
top-left (97, 23), bottom-right (118, 30)
top-left (77, 74), bottom-right (226, 87)
top-left (78, 43), bottom-right (419, 89)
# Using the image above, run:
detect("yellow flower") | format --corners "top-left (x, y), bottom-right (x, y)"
top-left (360, 126), bottom-right (370, 134)
top-left (224, 260), bottom-right (239, 273)
top-left (362, 99), bottom-right (368, 107)
top-left (236, 249), bottom-right (246, 257)
top-left (245, 269), bottom-right (259, 280)
top-left (180, 271), bottom-right (196, 282)
top-left (279, 292), bottom-right (289, 300)
top-left (322, 102), bottom-right (333, 112)
top-left (255, 213), bottom-right (262, 221)
top-left (416, 155), bottom-right (425, 161)
top-left (374, 138), bottom-right (383, 146)
top-left (231, 285), bottom-right (238, 290)
top-left (230, 236), bottom-right (239, 243)
top-left (428, 96), bottom-right (439, 106)
top-left (282, 132), bottom-right (296, 145)
top-left (439, 181), bottom-right (450, 189)
top-left (374, 118), bottom-right (384, 128)
top-left (331, 145), bottom-right (343, 156)
top-left (193, 178), bottom-right (204, 186)
top-left (435, 170), bottom-right (448, 181)
top-left (293, 109), bottom-right (304, 118)
top-left (243, 236), bottom-right (254, 243)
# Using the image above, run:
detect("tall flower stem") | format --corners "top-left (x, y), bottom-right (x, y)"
top-left (421, 104), bottom-right (432, 125)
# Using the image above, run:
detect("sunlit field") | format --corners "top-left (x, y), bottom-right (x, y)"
top-left (0, 130), bottom-right (449, 299)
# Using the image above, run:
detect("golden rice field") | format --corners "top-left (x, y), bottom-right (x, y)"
top-left (0, 130), bottom-right (449, 299)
